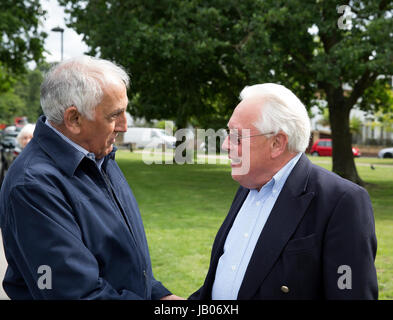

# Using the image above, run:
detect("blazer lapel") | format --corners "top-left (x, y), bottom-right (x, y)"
top-left (237, 154), bottom-right (315, 299)
top-left (201, 186), bottom-right (249, 298)
top-left (212, 186), bottom-right (250, 260)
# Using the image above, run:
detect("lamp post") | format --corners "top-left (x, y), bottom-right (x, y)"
top-left (51, 26), bottom-right (64, 61)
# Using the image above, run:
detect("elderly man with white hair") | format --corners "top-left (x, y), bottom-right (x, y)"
top-left (190, 83), bottom-right (378, 300)
top-left (0, 56), bottom-right (182, 300)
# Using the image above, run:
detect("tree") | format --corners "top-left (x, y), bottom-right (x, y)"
top-left (238, 0), bottom-right (393, 185)
top-left (0, 90), bottom-right (26, 124)
top-left (14, 63), bottom-right (51, 122)
top-left (0, 64), bottom-right (49, 124)
top-left (59, 0), bottom-right (251, 129)
top-left (0, 0), bottom-right (47, 93)
top-left (59, 0), bottom-right (393, 185)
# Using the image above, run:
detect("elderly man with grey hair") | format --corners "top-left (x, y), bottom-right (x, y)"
top-left (0, 55), bottom-right (182, 300)
top-left (190, 83), bottom-right (378, 300)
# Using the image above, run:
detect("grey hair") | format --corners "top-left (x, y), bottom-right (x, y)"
top-left (40, 55), bottom-right (130, 124)
top-left (240, 83), bottom-right (311, 153)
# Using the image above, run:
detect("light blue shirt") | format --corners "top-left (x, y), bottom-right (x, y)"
top-left (211, 152), bottom-right (302, 300)
top-left (45, 119), bottom-right (105, 170)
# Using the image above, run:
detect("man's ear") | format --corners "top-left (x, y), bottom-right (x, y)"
top-left (270, 132), bottom-right (288, 158)
top-left (63, 106), bottom-right (82, 134)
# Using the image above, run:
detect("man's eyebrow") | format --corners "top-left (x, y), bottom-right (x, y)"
top-left (107, 108), bottom-right (126, 116)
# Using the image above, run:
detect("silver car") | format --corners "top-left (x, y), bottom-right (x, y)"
top-left (378, 147), bottom-right (393, 158)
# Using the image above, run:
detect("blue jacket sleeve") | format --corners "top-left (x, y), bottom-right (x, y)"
top-left (4, 183), bottom-right (144, 299)
top-left (151, 279), bottom-right (171, 300)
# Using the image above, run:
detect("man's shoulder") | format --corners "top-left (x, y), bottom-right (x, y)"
top-left (309, 162), bottom-right (367, 196)
top-left (3, 141), bottom-right (65, 192)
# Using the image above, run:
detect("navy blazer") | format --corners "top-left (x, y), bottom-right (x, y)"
top-left (190, 154), bottom-right (378, 300)
top-left (0, 116), bottom-right (171, 299)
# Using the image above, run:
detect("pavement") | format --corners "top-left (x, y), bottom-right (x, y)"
top-left (0, 229), bottom-right (10, 299)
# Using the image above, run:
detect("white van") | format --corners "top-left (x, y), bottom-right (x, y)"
top-left (123, 127), bottom-right (176, 149)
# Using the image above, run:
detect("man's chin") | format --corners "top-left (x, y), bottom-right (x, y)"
top-left (231, 169), bottom-right (259, 189)
top-left (231, 171), bottom-right (245, 184)
top-left (105, 144), bottom-right (114, 156)
top-left (94, 145), bottom-right (114, 160)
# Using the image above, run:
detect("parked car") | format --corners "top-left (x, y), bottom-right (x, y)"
top-left (0, 127), bottom-right (21, 186)
top-left (123, 127), bottom-right (176, 149)
top-left (310, 138), bottom-right (361, 157)
top-left (377, 147), bottom-right (393, 158)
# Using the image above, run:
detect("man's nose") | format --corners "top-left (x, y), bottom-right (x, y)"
top-left (116, 112), bottom-right (128, 132)
top-left (221, 135), bottom-right (230, 152)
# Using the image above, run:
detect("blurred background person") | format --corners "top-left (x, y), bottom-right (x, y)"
top-left (16, 124), bottom-right (35, 149)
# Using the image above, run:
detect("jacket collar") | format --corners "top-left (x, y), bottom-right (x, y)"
top-left (34, 115), bottom-right (117, 177)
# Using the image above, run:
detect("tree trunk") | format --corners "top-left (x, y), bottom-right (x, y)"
top-left (328, 95), bottom-right (364, 186)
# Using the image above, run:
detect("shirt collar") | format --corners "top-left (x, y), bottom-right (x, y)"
top-left (255, 152), bottom-right (302, 195)
top-left (44, 119), bottom-right (105, 170)
top-left (271, 152), bottom-right (302, 193)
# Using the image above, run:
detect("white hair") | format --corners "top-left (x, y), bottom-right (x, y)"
top-left (17, 123), bottom-right (35, 146)
top-left (40, 55), bottom-right (130, 124)
top-left (240, 83), bottom-right (311, 153)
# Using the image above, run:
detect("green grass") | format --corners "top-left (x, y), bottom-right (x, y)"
top-left (115, 150), bottom-right (393, 299)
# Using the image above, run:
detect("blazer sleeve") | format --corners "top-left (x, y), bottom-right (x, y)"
top-left (322, 185), bottom-right (378, 299)
top-left (3, 183), bottom-right (145, 300)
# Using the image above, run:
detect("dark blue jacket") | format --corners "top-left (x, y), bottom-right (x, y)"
top-left (0, 116), bottom-right (171, 299)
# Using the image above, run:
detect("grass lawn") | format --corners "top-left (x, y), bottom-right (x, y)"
top-left (115, 150), bottom-right (393, 299)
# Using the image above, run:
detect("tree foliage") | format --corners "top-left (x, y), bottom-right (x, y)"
top-left (59, 0), bottom-right (393, 184)
top-left (0, 64), bottom-right (48, 124)
top-left (59, 0), bottom-right (255, 128)
top-left (0, 90), bottom-right (26, 124)
top-left (0, 0), bottom-right (47, 93)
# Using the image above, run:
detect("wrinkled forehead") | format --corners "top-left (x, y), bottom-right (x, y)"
top-left (228, 97), bottom-right (265, 129)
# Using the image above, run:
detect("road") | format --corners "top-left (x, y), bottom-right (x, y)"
top-left (0, 229), bottom-right (10, 299)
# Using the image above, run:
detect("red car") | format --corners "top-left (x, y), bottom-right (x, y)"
top-left (310, 138), bottom-right (361, 157)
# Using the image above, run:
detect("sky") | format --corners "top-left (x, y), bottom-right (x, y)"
top-left (39, 0), bottom-right (88, 63)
